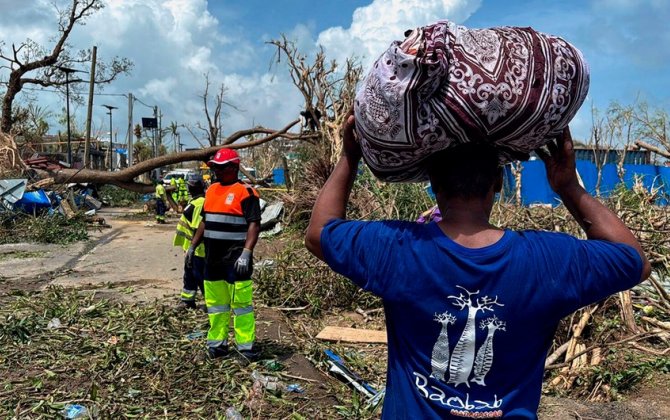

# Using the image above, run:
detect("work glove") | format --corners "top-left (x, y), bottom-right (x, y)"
top-left (234, 248), bottom-right (253, 278)
top-left (185, 246), bottom-right (195, 268)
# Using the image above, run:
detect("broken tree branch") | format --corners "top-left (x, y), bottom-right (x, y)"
top-left (31, 120), bottom-right (301, 192)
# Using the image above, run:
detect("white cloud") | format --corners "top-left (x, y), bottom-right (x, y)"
top-left (0, 0), bottom-right (484, 149)
top-left (317, 0), bottom-right (482, 68)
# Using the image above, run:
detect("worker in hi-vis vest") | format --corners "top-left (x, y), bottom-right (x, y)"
top-left (189, 148), bottom-right (261, 360)
top-left (176, 176), bottom-right (190, 207)
top-left (154, 180), bottom-right (168, 224)
top-left (173, 179), bottom-right (206, 309)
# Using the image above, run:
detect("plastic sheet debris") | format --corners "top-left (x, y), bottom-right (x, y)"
top-left (285, 383), bottom-right (305, 393)
top-left (249, 370), bottom-right (306, 395)
top-left (260, 201), bottom-right (283, 229)
top-left (15, 190), bottom-right (51, 213)
top-left (251, 370), bottom-right (285, 395)
top-left (256, 259), bottom-right (275, 270)
top-left (259, 223), bottom-right (282, 238)
top-left (0, 179), bottom-right (27, 210)
top-left (261, 359), bottom-right (283, 371)
top-left (60, 404), bottom-right (90, 419)
top-left (186, 330), bottom-right (205, 340)
top-left (126, 388), bottom-right (141, 398)
top-left (84, 195), bottom-right (102, 210)
top-left (324, 349), bottom-right (379, 399)
top-left (225, 407), bottom-right (243, 420)
top-left (46, 318), bottom-right (62, 329)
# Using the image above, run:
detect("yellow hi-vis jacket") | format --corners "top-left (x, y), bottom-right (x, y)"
top-left (173, 196), bottom-right (205, 257)
top-left (155, 184), bottom-right (167, 200)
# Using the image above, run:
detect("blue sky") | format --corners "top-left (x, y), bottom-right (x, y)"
top-left (0, 0), bottom-right (668, 147)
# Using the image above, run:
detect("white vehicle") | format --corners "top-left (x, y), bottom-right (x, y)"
top-left (162, 169), bottom-right (199, 186)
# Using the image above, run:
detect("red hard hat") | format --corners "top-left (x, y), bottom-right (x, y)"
top-left (208, 148), bottom-right (240, 167)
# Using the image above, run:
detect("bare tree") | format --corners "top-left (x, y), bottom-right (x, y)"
top-left (0, 0), bottom-right (132, 133)
top-left (606, 103), bottom-right (636, 181)
top-left (589, 105), bottom-right (610, 195)
top-left (184, 73), bottom-right (239, 147)
top-left (269, 36), bottom-right (362, 163)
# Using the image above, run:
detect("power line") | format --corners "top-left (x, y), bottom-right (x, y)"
top-left (132, 96), bottom-right (155, 110)
top-left (21, 86), bottom-right (127, 97)
top-left (21, 86), bottom-right (157, 112)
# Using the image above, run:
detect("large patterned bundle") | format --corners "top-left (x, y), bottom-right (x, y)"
top-left (354, 20), bottom-right (589, 182)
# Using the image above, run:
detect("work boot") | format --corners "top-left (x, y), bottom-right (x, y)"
top-left (178, 300), bottom-right (197, 310)
top-left (207, 346), bottom-right (229, 359)
top-left (238, 348), bottom-right (260, 362)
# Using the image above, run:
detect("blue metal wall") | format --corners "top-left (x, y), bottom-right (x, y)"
top-left (503, 160), bottom-right (670, 206)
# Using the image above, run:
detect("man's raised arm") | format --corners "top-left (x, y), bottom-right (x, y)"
top-left (537, 127), bottom-right (652, 280)
top-left (305, 112), bottom-right (361, 261)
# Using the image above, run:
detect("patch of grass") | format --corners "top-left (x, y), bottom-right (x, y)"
top-left (0, 287), bottom-right (335, 418)
top-left (0, 213), bottom-right (88, 245)
top-left (99, 185), bottom-right (143, 207)
top-left (592, 352), bottom-right (670, 395)
top-left (0, 250), bottom-right (47, 262)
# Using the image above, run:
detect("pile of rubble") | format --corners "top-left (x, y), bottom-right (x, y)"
top-left (0, 178), bottom-right (107, 226)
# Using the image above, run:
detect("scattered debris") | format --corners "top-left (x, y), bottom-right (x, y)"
top-left (251, 370), bottom-right (285, 395)
top-left (0, 178), bottom-right (27, 210)
top-left (46, 318), bottom-right (62, 329)
top-left (324, 349), bottom-right (381, 400)
top-left (60, 404), bottom-right (91, 419)
top-left (316, 326), bottom-right (387, 344)
top-left (225, 406), bottom-right (243, 420)
top-left (260, 201), bottom-right (284, 229)
top-left (186, 330), bottom-right (205, 340)
top-left (256, 259), bottom-right (275, 270)
top-left (285, 383), bottom-right (305, 393)
top-left (260, 223), bottom-right (282, 238)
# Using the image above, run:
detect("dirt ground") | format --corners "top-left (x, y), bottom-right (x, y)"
top-left (1, 208), bottom-right (669, 419)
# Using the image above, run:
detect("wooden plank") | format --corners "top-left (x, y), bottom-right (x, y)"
top-left (316, 326), bottom-right (387, 344)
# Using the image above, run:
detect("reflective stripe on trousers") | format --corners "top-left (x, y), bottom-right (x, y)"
top-left (180, 288), bottom-right (196, 302)
top-left (204, 279), bottom-right (255, 350)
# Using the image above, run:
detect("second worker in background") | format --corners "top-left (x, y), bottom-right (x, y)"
top-left (189, 148), bottom-right (261, 360)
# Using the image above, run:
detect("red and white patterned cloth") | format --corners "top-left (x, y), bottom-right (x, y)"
top-left (354, 20), bottom-right (590, 182)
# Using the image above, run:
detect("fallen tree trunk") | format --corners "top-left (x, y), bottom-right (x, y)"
top-left (634, 140), bottom-right (670, 159)
top-left (27, 120), bottom-right (306, 193)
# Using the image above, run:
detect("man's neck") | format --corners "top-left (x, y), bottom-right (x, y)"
top-left (435, 195), bottom-right (503, 248)
top-left (218, 179), bottom-right (238, 186)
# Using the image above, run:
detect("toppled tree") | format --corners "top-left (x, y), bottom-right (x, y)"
top-left (19, 120), bottom-right (306, 192)
top-left (612, 101), bottom-right (670, 161)
top-left (0, 0), bottom-right (133, 134)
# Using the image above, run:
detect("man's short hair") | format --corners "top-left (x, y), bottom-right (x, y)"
top-left (427, 142), bottom-right (501, 198)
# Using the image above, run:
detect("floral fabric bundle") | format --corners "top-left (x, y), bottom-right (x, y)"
top-left (354, 20), bottom-right (589, 182)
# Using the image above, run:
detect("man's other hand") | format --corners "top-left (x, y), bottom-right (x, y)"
top-left (536, 127), bottom-right (580, 194)
top-left (234, 248), bottom-right (252, 276)
top-left (185, 246), bottom-right (195, 268)
top-left (341, 111), bottom-right (362, 161)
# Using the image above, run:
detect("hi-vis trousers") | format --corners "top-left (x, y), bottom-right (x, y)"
top-left (204, 278), bottom-right (255, 351)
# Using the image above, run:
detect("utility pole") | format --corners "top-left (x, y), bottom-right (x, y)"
top-left (102, 105), bottom-right (118, 171)
top-left (127, 93), bottom-right (133, 166)
top-left (153, 105), bottom-right (158, 158)
top-left (84, 46), bottom-right (97, 168)
top-left (58, 67), bottom-right (76, 166)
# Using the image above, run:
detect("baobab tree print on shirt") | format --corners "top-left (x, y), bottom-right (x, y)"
top-left (430, 286), bottom-right (505, 388)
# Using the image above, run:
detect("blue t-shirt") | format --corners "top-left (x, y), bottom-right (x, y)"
top-left (321, 220), bottom-right (642, 419)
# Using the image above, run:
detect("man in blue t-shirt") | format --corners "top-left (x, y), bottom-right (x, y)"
top-left (305, 113), bottom-right (651, 419)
